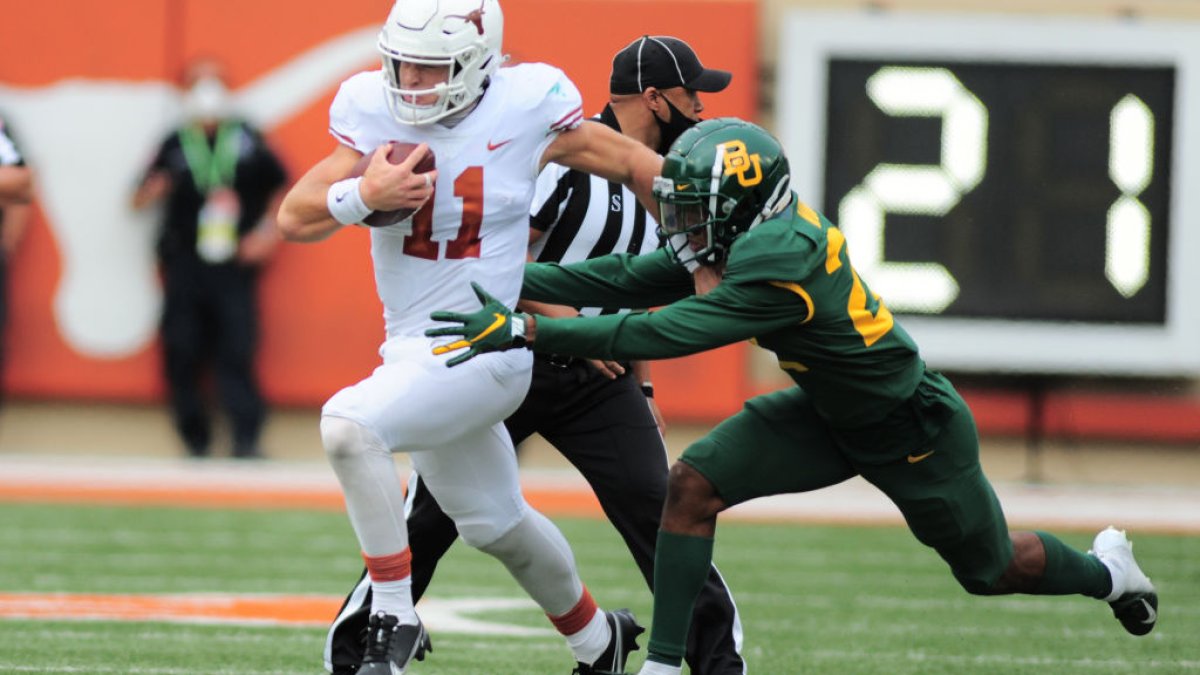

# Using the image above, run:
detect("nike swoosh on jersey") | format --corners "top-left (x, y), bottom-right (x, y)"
top-left (907, 450), bottom-right (935, 464)
top-left (487, 139), bottom-right (513, 151)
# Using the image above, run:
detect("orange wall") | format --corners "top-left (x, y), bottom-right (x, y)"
top-left (0, 0), bottom-right (759, 419)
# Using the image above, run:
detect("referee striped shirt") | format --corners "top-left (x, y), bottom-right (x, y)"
top-left (528, 106), bottom-right (660, 316)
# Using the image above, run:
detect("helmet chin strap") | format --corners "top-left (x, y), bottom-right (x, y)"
top-left (750, 172), bottom-right (792, 230)
top-left (437, 80), bottom-right (488, 128)
top-left (702, 144), bottom-right (726, 263)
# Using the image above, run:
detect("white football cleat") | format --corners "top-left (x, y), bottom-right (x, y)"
top-left (1089, 526), bottom-right (1158, 636)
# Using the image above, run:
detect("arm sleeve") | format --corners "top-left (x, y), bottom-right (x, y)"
top-left (522, 247), bottom-right (693, 309)
top-left (533, 275), bottom-right (812, 361)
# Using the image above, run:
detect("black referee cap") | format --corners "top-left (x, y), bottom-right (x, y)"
top-left (609, 36), bottom-right (732, 95)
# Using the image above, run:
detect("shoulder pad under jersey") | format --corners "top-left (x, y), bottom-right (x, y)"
top-left (328, 70), bottom-right (393, 153)
top-left (495, 63), bottom-right (584, 136)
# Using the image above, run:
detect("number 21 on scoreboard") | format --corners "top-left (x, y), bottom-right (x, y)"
top-left (839, 66), bottom-right (1155, 313)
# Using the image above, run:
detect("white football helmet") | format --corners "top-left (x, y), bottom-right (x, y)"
top-left (377, 0), bottom-right (504, 125)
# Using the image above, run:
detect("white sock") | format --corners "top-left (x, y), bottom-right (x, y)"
top-left (370, 577), bottom-right (418, 625)
top-left (565, 609), bottom-right (609, 665)
top-left (638, 660), bottom-right (683, 675)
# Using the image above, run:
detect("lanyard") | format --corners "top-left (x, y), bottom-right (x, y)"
top-left (179, 122), bottom-right (240, 194)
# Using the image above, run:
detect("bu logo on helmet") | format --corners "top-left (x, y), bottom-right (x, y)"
top-left (720, 140), bottom-right (762, 187)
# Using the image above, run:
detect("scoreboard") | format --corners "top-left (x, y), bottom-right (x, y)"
top-left (778, 12), bottom-right (1200, 375)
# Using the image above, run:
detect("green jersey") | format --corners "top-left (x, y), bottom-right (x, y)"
top-left (522, 196), bottom-right (925, 428)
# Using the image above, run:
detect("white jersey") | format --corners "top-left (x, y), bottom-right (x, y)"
top-left (329, 64), bottom-right (584, 338)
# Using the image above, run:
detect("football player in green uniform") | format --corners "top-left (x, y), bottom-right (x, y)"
top-left (427, 118), bottom-right (1158, 674)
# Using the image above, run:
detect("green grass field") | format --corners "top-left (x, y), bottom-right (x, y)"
top-left (1, 501), bottom-right (1196, 674)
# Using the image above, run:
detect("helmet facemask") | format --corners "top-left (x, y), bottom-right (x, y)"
top-left (377, 0), bottom-right (503, 126)
top-left (379, 47), bottom-right (489, 125)
top-left (655, 175), bottom-right (738, 268)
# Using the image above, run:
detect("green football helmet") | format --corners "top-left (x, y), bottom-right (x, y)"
top-left (654, 118), bottom-right (792, 267)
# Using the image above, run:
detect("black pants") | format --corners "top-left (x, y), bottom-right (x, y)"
top-left (160, 259), bottom-right (264, 456)
top-left (325, 355), bottom-right (745, 674)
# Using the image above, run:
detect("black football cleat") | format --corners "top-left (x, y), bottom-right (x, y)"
top-left (1090, 527), bottom-right (1158, 636)
top-left (573, 608), bottom-right (644, 675)
top-left (358, 611), bottom-right (431, 675)
top-left (1110, 591), bottom-right (1158, 636)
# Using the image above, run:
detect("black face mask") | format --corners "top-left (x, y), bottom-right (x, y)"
top-left (654, 96), bottom-right (699, 154)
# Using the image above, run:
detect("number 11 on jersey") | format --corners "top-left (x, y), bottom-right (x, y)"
top-left (403, 166), bottom-right (484, 260)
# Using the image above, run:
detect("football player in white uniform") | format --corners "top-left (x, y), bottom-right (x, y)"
top-left (277, 1), bottom-right (662, 673)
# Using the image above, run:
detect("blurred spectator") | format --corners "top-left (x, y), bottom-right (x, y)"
top-left (132, 58), bottom-right (288, 459)
top-left (0, 118), bottom-right (31, 206)
top-left (0, 115), bottom-right (32, 413)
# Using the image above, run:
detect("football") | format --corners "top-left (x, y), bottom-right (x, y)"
top-left (346, 142), bottom-right (436, 227)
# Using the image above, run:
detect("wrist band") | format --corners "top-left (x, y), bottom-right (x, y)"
top-left (511, 313), bottom-right (529, 349)
top-left (640, 382), bottom-right (654, 398)
top-left (327, 177), bottom-right (372, 226)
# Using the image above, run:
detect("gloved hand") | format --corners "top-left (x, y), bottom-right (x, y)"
top-left (427, 281), bottom-right (529, 367)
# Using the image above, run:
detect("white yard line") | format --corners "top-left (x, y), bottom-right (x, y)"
top-left (2, 453), bottom-right (1198, 532)
top-left (804, 649), bottom-right (1200, 671)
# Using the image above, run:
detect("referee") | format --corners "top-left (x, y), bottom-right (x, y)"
top-left (326, 37), bottom-right (746, 675)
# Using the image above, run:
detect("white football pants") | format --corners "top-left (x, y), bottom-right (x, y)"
top-left (321, 336), bottom-right (584, 615)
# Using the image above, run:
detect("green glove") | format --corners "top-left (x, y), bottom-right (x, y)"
top-left (427, 281), bottom-right (529, 367)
